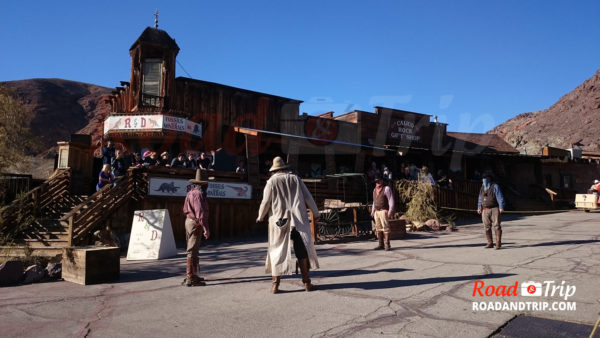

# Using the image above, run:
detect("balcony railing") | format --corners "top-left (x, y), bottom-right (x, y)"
top-left (141, 93), bottom-right (165, 108)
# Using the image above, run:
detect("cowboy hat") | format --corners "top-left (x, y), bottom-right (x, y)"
top-left (189, 169), bottom-right (208, 185)
top-left (269, 156), bottom-right (289, 172)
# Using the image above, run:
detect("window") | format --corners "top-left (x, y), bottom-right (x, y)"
top-left (142, 59), bottom-right (162, 106)
top-left (560, 174), bottom-right (573, 189)
top-left (58, 149), bottom-right (69, 168)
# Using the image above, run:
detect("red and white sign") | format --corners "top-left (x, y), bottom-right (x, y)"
top-left (104, 115), bottom-right (202, 137)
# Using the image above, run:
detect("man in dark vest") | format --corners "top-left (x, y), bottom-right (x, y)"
top-left (477, 173), bottom-right (505, 249)
top-left (371, 174), bottom-right (395, 251)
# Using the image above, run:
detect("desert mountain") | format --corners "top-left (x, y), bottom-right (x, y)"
top-left (489, 70), bottom-right (600, 155)
top-left (2, 78), bottom-right (112, 153)
top-left (1, 79), bottom-right (111, 178)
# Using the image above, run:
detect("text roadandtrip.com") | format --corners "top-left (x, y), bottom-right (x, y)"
top-left (471, 280), bottom-right (577, 311)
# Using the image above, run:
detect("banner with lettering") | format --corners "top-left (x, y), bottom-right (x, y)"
top-left (148, 177), bottom-right (252, 199)
top-left (104, 114), bottom-right (202, 138)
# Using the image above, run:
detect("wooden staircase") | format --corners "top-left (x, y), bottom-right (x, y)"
top-left (0, 168), bottom-right (147, 257)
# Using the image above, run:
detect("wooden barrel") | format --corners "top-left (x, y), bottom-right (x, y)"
top-left (388, 219), bottom-right (407, 239)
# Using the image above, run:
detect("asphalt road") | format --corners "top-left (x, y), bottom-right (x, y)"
top-left (1, 211), bottom-right (599, 338)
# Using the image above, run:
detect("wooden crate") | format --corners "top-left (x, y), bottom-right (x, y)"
top-left (62, 246), bottom-right (120, 285)
top-left (388, 219), bottom-right (407, 239)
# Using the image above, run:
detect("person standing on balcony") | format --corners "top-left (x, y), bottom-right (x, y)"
top-left (257, 156), bottom-right (320, 294)
top-left (112, 149), bottom-right (129, 178)
top-left (477, 173), bottom-right (505, 249)
top-left (102, 140), bottom-right (115, 165)
top-left (182, 169), bottom-right (210, 287)
top-left (371, 174), bottom-right (395, 251)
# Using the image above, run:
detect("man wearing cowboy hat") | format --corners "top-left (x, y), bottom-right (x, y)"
top-left (257, 156), bottom-right (320, 293)
top-left (477, 172), bottom-right (505, 249)
top-left (182, 169), bottom-right (210, 286)
top-left (371, 174), bottom-right (395, 251)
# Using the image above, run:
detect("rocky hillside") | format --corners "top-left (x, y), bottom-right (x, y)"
top-left (2, 78), bottom-right (112, 153)
top-left (1, 79), bottom-right (111, 178)
top-left (489, 70), bottom-right (600, 155)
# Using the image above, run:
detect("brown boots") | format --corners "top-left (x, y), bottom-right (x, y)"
top-left (271, 276), bottom-right (280, 294)
top-left (384, 232), bottom-right (391, 251)
top-left (299, 258), bottom-right (313, 291)
top-left (374, 231), bottom-right (384, 250)
top-left (484, 230), bottom-right (494, 248)
top-left (484, 229), bottom-right (502, 250)
top-left (495, 230), bottom-right (502, 250)
top-left (271, 258), bottom-right (314, 293)
top-left (184, 257), bottom-right (206, 287)
top-left (373, 232), bottom-right (391, 251)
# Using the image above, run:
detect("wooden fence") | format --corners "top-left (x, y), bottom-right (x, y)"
top-left (0, 168), bottom-right (71, 234)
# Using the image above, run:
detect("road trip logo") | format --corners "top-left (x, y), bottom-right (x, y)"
top-left (471, 280), bottom-right (576, 311)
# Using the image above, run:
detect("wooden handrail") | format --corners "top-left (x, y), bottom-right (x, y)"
top-left (64, 168), bottom-right (148, 245)
top-left (0, 168), bottom-right (71, 233)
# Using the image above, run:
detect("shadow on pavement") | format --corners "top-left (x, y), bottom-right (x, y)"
top-left (312, 267), bottom-right (411, 278)
top-left (318, 273), bottom-right (515, 291)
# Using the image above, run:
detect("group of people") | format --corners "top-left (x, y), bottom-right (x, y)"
top-left (182, 155), bottom-right (508, 293)
top-left (97, 140), bottom-right (239, 191)
top-left (102, 140), bottom-right (217, 171)
top-left (183, 156), bottom-right (320, 292)
top-left (367, 162), bottom-right (438, 186)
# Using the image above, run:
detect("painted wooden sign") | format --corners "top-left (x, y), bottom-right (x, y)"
top-left (126, 209), bottom-right (177, 260)
top-left (148, 177), bottom-right (252, 199)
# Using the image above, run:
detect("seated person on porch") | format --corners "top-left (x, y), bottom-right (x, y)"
top-left (131, 152), bottom-right (144, 167)
top-left (143, 151), bottom-right (161, 166)
top-left (184, 153), bottom-right (197, 169)
top-left (198, 152), bottom-right (211, 170)
top-left (171, 153), bottom-right (187, 168)
top-left (160, 152), bottom-right (171, 167)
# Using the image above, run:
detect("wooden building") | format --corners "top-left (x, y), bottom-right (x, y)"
top-left (95, 25), bottom-right (600, 241)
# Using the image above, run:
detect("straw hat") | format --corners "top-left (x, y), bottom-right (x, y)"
top-left (189, 169), bottom-right (208, 185)
top-left (269, 156), bottom-right (289, 172)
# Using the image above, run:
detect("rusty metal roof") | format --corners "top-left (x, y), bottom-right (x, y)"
top-left (446, 132), bottom-right (519, 154)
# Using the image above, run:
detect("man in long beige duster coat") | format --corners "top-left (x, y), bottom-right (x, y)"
top-left (257, 157), bottom-right (320, 293)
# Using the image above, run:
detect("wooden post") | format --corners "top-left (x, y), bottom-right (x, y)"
top-left (245, 134), bottom-right (260, 186)
top-left (352, 207), bottom-right (358, 236)
top-left (67, 216), bottom-right (74, 246)
top-left (214, 203), bottom-right (220, 240)
top-left (309, 209), bottom-right (316, 243)
top-left (31, 189), bottom-right (40, 217)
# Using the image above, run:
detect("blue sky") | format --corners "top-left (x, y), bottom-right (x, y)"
top-left (1, 1), bottom-right (598, 133)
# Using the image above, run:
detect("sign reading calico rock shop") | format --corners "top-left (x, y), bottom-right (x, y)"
top-left (148, 177), bottom-right (252, 199)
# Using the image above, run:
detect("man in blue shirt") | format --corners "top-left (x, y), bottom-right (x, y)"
top-left (477, 173), bottom-right (505, 249)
